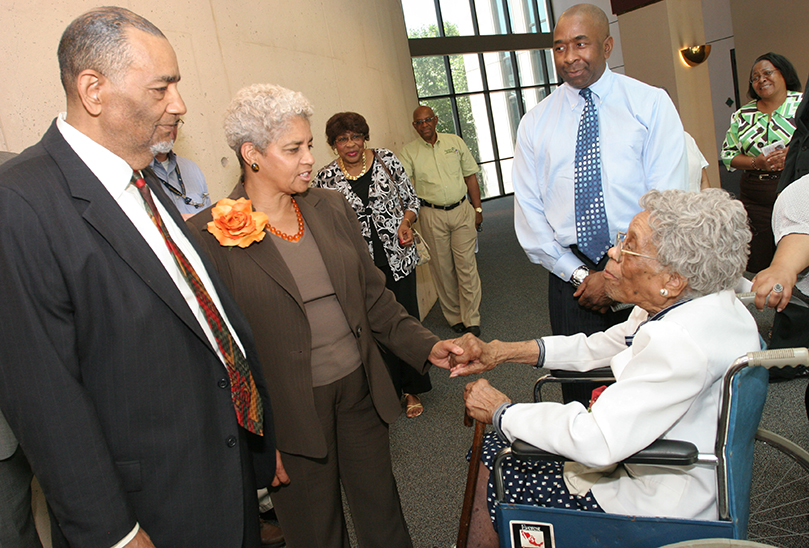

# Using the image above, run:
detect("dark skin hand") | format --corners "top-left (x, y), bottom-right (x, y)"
top-left (272, 450), bottom-right (291, 487)
top-left (573, 270), bottom-right (613, 313)
top-left (125, 529), bottom-right (156, 548)
top-left (463, 379), bottom-right (512, 424)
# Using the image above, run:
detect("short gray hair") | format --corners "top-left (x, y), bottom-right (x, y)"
top-left (223, 83), bottom-right (314, 164)
top-left (641, 189), bottom-right (751, 297)
top-left (58, 7), bottom-right (164, 97)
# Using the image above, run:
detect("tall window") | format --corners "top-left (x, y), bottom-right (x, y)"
top-left (402, 0), bottom-right (557, 198)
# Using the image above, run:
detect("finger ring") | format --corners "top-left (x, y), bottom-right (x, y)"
top-left (773, 283), bottom-right (784, 293)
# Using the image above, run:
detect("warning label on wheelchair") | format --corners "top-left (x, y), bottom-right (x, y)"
top-left (508, 521), bottom-right (555, 547)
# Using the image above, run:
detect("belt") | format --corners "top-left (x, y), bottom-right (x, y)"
top-left (420, 196), bottom-right (466, 210)
top-left (746, 171), bottom-right (781, 181)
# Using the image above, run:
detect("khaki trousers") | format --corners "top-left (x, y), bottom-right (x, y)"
top-left (418, 200), bottom-right (481, 327)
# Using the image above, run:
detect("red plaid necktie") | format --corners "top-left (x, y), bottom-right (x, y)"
top-left (132, 171), bottom-right (263, 435)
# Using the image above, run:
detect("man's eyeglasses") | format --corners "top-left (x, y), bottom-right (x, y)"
top-left (335, 134), bottom-right (365, 145)
top-left (614, 232), bottom-right (658, 262)
top-left (413, 117), bottom-right (436, 126)
top-left (751, 69), bottom-right (778, 84)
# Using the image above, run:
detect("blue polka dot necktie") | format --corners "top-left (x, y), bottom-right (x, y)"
top-left (574, 88), bottom-right (611, 263)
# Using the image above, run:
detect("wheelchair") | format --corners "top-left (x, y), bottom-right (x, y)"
top-left (491, 348), bottom-right (809, 548)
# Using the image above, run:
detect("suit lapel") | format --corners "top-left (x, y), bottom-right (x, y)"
top-left (223, 185), bottom-right (306, 312)
top-left (40, 124), bottom-right (210, 346)
top-left (296, 191), bottom-right (349, 308)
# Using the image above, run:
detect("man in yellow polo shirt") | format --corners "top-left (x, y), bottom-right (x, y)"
top-left (400, 106), bottom-right (483, 336)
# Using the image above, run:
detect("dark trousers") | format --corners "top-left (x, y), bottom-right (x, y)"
top-left (378, 263), bottom-right (431, 396)
top-left (547, 252), bottom-right (631, 405)
top-left (270, 366), bottom-right (412, 548)
top-left (740, 173), bottom-right (779, 273)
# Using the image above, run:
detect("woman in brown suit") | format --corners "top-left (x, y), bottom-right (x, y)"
top-left (187, 83), bottom-right (462, 548)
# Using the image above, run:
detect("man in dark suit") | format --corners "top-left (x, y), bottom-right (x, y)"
top-left (0, 151), bottom-right (43, 548)
top-left (0, 411), bottom-right (41, 548)
top-left (0, 7), bottom-right (274, 548)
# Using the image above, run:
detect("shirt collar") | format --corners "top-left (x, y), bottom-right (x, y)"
top-left (563, 65), bottom-right (614, 110)
top-left (56, 112), bottom-right (138, 200)
top-left (418, 133), bottom-right (441, 148)
top-left (150, 150), bottom-right (177, 176)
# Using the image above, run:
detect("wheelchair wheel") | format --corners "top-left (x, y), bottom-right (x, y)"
top-left (747, 428), bottom-right (809, 548)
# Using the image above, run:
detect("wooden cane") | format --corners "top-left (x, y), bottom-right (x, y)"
top-left (457, 412), bottom-right (487, 548)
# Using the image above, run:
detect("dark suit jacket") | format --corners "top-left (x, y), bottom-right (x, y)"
top-left (780, 91), bottom-right (809, 191)
top-left (0, 122), bottom-right (275, 547)
top-left (188, 185), bottom-right (439, 458)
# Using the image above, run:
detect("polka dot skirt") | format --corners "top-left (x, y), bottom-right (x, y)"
top-left (469, 431), bottom-right (604, 531)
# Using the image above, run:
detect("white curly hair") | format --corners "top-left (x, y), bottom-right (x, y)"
top-left (223, 83), bottom-right (314, 165)
top-left (641, 188), bottom-right (751, 297)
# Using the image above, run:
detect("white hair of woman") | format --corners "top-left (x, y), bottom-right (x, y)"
top-left (642, 188), bottom-right (751, 297)
top-left (224, 83), bottom-right (314, 166)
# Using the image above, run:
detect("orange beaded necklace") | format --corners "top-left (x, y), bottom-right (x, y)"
top-left (266, 197), bottom-right (305, 242)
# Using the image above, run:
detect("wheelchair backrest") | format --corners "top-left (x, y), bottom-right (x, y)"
top-left (716, 361), bottom-right (769, 536)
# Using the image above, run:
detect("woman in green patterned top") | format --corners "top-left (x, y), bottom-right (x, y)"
top-left (721, 52), bottom-right (802, 272)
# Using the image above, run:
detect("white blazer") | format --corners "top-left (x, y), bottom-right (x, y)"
top-left (501, 290), bottom-right (760, 520)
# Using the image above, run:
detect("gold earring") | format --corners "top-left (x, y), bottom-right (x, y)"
top-left (250, 162), bottom-right (259, 172)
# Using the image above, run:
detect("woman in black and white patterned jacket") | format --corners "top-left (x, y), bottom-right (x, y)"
top-left (313, 111), bottom-right (431, 417)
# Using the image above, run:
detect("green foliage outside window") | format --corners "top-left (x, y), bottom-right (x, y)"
top-left (409, 24), bottom-right (481, 163)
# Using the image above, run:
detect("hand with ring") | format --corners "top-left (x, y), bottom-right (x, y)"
top-left (751, 267), bottom-right (794, 312)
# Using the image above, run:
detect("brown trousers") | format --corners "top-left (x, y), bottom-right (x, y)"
top-left (270, 366), bottom-right (412, 548)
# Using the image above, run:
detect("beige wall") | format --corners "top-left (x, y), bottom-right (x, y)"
top-left (0, 0), bottom-right (440, 318)
top-left (0, 0), bottom-right (421, 201)
top-left (618, 0), bottom-right (720, 186)
top-left (730, 0), bottom-right (809, 97)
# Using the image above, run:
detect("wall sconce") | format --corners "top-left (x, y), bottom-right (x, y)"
top-left (680, 45), bottom-right (711, 67)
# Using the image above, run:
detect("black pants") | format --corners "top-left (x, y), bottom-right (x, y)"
top-left (547, 250), bottom-right (631, 405)
top-left (740, 173), bottom-right (779, 273)
top-left (377, 263), bottom-right (432, 396)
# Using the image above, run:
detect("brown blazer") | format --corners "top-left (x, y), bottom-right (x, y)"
top-left (188, 185), bottom-right (439, 458)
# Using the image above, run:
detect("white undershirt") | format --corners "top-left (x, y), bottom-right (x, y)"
top-left (56, 113), bottom-right (244, 548)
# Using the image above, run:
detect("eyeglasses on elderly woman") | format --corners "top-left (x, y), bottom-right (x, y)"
top-left (614, 232), bottom-right (658, 262)
top-left (334, 133), bottom-right (365, 145)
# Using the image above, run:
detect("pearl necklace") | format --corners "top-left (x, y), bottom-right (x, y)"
top-left (338, 150), bottom-right (368, 181)
top-left (266, 197), bottom-right (305, 242)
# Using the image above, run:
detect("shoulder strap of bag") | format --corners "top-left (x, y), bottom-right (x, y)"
top-left (372, 149), bottom-right (405, 211)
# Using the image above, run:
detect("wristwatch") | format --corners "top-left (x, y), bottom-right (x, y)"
top-left (474, 207), bottom-right (483, 213)
top-left (570, 266), bottom-right (590, 288)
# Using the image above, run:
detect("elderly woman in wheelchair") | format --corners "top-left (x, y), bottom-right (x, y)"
top-left (447, 189), bottom-right (762, 547)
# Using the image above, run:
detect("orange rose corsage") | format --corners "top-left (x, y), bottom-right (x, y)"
top-left (206, 198), bottom-right (269, 248)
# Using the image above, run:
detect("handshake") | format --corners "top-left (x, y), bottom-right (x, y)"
top-left (428, 334), bottom-right (540, 423)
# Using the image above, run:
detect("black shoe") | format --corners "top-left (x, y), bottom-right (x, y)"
top-left (450, 322), bottom-right (466, 333)
top-left (464, 325), bottom-right (481, 337)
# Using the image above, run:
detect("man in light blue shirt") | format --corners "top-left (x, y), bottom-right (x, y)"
top-left (513, 3), bottom-right (687, 336)
top-left (148, 121), bottom-right (211, 218)
top-left (513, 3), bottom-right (686, 404)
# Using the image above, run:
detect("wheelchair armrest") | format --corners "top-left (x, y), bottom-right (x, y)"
top-left (546, 367), bottom-right (614, 379)
top-left (510, 438), bottom-right (699, 466)
top-left (534, 369), bottom-right (616, 402)
top-left (623, 439), bottom-right (699, 465)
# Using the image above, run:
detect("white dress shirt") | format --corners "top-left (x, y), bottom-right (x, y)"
top-left (512, 67), bottom-right (688, 281)
top-left (772, 173), bottom-right (809, 295)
